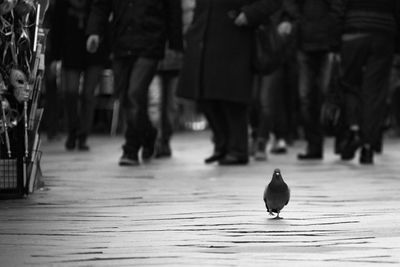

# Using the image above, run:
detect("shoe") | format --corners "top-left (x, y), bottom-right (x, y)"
top-left (270, 147), bottom-right (287, 154)
top-left (142, 128), bottom-right (158, 161)
top-left (119, 152), bottom-right (139, 166)
top-left (204, 152), bottom-right (225, 164)
top-left (155, 141), bottom-right (172, 158)
top-left (254, 138), bottom-right (267, 161)
top-left (218, 154), bottom-right (249, 165)
top-left (65, 135), bottom-right (76, 151)
top-left (297, 152), bottom-right (323, 160)
top-left (270, 139), bottom-right (288, 154)
top-left (78, 143), bottom-right (90, 151)
top-left (254, 150), bottom-right (267, 161)
top-left (78, 135), bottom-right (90, 151)
top-left (340, 130), bottom-right (361, 160)
top-left (359, 145), bottom-right (373, 164)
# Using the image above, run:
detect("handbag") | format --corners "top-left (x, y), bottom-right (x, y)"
top-left (252, 22), bottom-right (285, 75)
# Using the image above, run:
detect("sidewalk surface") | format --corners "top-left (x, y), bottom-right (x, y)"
top-left (1, 131), bottom-right (400, 266)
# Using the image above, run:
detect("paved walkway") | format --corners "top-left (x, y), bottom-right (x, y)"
top-left (1, 131), bottom-right (400, 266)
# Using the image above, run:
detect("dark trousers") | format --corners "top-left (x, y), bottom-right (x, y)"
top-left (252, 59), bottom-right (298, 141)
top-left (113, 57), bottom-right (158, 153)
top-left (158, 71), bottom-right (179, 143)
top-left (200, 100), bottom-right (248, 159)
top-left (340, 34), bottom-right (394, 146)
top-left (298, 50), bottom-right (332, 152)
top-left (62, 65), bottom-right (103, 140)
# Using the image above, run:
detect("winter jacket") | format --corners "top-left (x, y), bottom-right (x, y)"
top-left (331, 0), bottom-right (400, 37)
top-left (86, 0), bottom-right (183, 59)
top-left (52, 0), bottom-right (109, 68)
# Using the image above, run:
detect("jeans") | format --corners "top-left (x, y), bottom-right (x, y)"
top-left (297, 50), bottom-right (332, 152)
top-left (113, 57), bottom-right (159, 153)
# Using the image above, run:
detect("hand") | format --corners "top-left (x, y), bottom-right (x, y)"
top-left (234, 12), bottom-right (248, 26)
top-left (86, 35), bottom-right (100, 53)
top-left (277, 21), bottom-right (292, 36)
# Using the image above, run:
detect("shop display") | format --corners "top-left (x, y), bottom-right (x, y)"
top-left (0, 0), bottom-right (48, 198)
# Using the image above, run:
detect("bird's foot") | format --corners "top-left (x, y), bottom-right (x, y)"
top-left (273, 214), bottom-right (283, 220)
top-left (268, 212), bottom-right (274, 216)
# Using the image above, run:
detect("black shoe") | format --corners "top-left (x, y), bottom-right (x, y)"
top-left (78, 143), bottom-right (90, 151)
top-left (204, 152), bottom-right (225, 164)
top-left (360, 145), bottom-right (373, 164)
top-left (155, 141), bottom-right (172, 158)
top-left (142, 128), bottom-right (158, 161)
top-left (270, 147), bottom-right (287, 154)
top-left (119, 152), bottom-right (139, 166)
top-left (65, 136), bottom-right (76, 151)
top-left (297, 152), bottom-right (323, 160)
top-left (218, 154), bottom-right (249, 165)
top-left (78, 135), bottom-right (90, 151)
top-left (340, 130), bottom-right (361, 160)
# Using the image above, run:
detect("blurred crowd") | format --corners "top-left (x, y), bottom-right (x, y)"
top-left (41, 0), bottom-right (400, 166)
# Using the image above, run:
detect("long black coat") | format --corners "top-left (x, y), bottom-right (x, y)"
top-left (86, 0), bottom-right (183, 59)
top-left (177, 0), bottom-right (282, 104)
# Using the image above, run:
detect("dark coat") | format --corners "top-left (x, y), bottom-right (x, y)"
top-left (177, 0), bottom-right (282, 104)
top-left (86, 0), bottom-right (183, 60)
top-left (52, 0), bottom-right (109, 69)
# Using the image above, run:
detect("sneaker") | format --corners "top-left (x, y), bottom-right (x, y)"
top-left (119, 152), bottom-right (139, 166)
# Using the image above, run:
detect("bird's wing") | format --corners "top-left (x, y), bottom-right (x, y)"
top-left (263, 187), bottom-right (270, 212)
top-left (285, 187), bottom-right (291, 205)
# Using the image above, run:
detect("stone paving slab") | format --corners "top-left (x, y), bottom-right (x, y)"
top-left (1, 131), bottom-right (400, 266)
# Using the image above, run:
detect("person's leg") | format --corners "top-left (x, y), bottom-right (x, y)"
top-left (61, 68), bottom-right (81, 150)
top-left (199, 99), bottom-right (228, 163)
top-left (339, 36), bottom-right (369, 160)
top-left (297, 51), bottom-right (323, 159)
top-left (254, 72), bottom-right (275, 160)
top-left (218, 101), bottom-right (249, 165)
top-left (360, 34), bottom-right (394, 164)
top-left (155, 71), bottom-right (178, 158)
top-left (126, 57), bottom-right (159, 161)
top-left (113, 58), bottom-right (138, 165)
top-left (248, 75), bottom-right (262, 156)
top-left (78, 64), bottom-right (103, 150)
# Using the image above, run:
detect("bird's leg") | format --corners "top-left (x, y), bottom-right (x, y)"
top-left (274, 213), bottom-right (283, 220)
top-left (269, 211), bottom-right (274, 216)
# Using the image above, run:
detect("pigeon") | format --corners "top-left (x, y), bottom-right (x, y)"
top-left (263, 168), bottom-right (290, 219)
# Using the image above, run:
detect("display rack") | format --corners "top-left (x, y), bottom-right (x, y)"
top-left (0, 0), bottom-right (48, 199)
